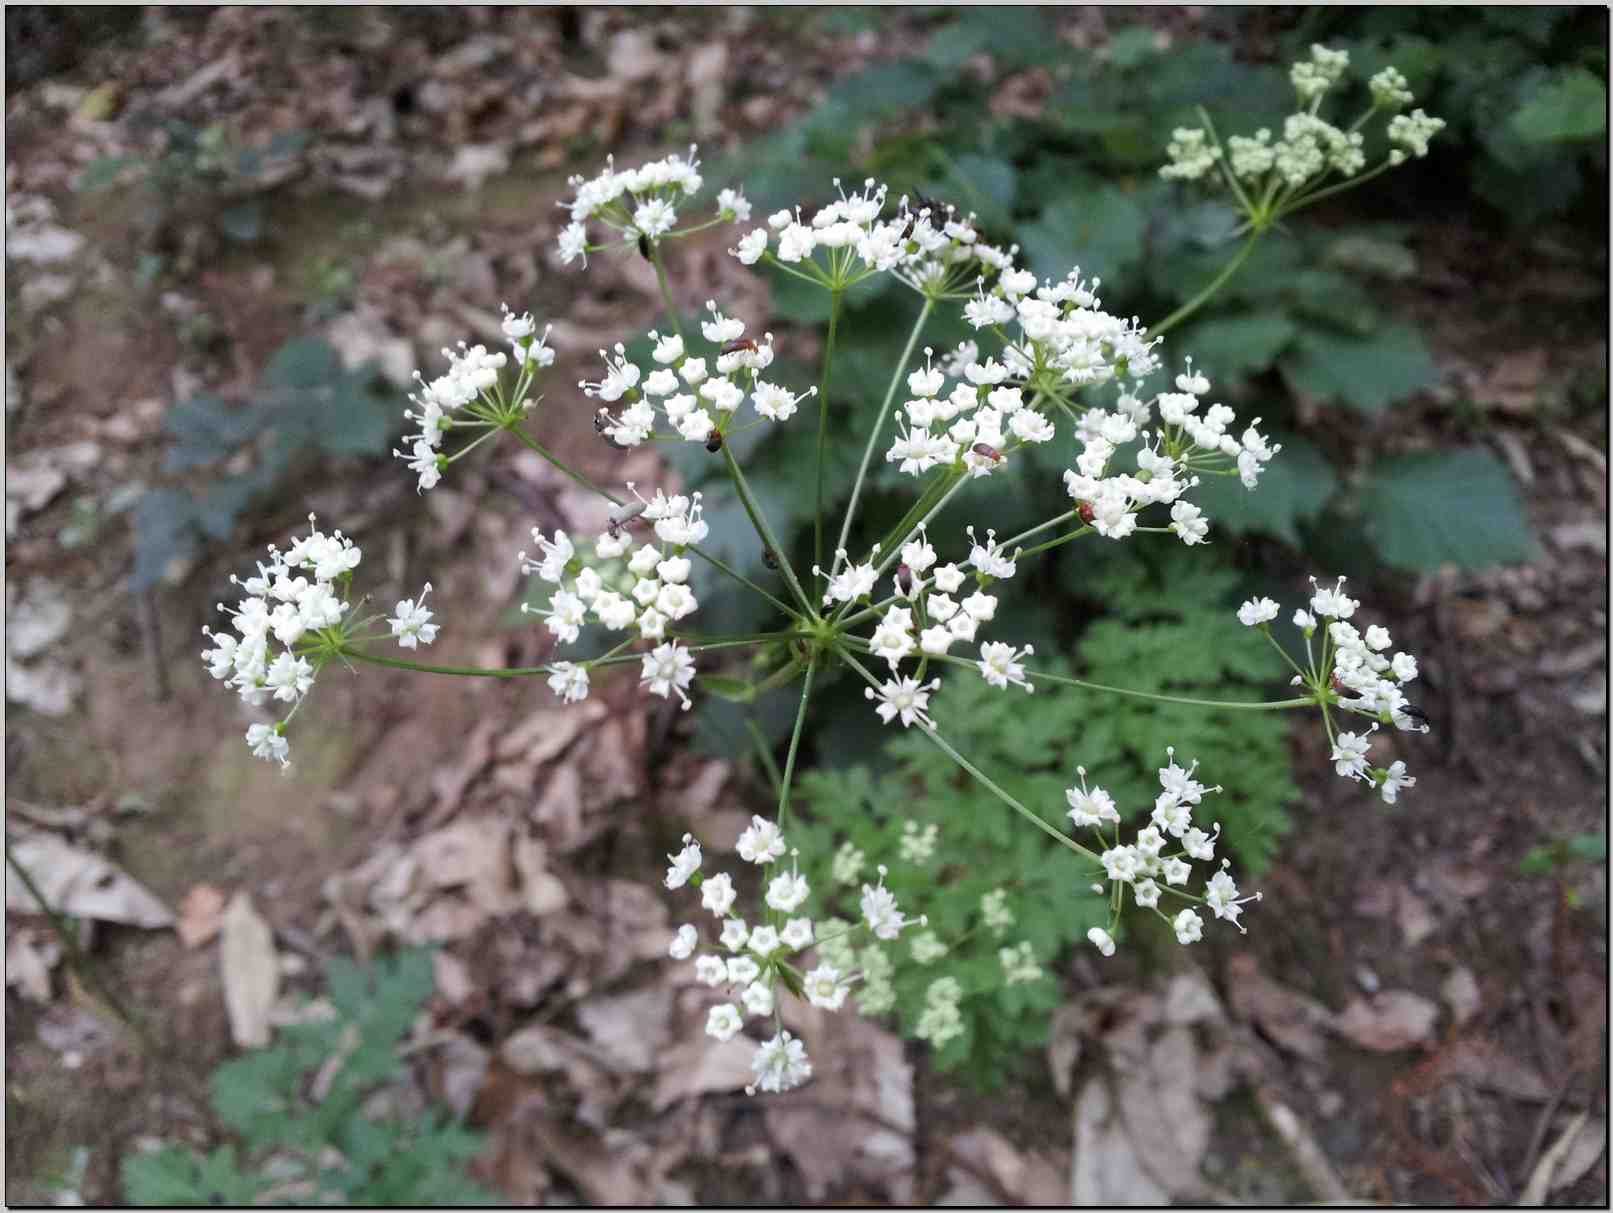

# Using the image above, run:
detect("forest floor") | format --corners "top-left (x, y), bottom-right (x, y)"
top-left (5, 8), bottom-right (1607, 1206)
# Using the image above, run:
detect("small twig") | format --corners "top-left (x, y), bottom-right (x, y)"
top-left (1252, 1083), bottom-right (1353, 1204)
top-left (138, 587), bottom-right (170, 702)
top-left (1517, 1070), bottom-right (1580, 1193)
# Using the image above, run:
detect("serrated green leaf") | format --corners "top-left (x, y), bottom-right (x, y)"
top-left (1020, 185), bottom-right (1145, 283)
top-left (1360, 446), bottom-right (1538, 570)
top-left (1178, 310), bottom-right (1298, 382)
top-left (1190, 433), bottom-right (1337, 546)
top-left (1281, 325), bottom-right (1439, 412)
top-left (1511, 67), bottom-right (1607, 142)
top-left (262, 338), bottom-right (343, 391)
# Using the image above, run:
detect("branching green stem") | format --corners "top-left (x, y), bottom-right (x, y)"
top-left (775, 663), bottom-right (818, 833)
top-left (722, 446), bottom-right (815, 617)
top-left (1152, 228), bottom-right (1262, 338)
top-left (814, 290), bottom-right (844, 585)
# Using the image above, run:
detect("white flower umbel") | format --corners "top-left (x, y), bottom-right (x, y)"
top-left (1237, 577), bottom-right (1429, 800)
top-left (556, 145), bottom-right (717, 265)
top-left (201, 515), bottom-right (363, 768)
top-left (1067, 750), bottom-right (1254, 955)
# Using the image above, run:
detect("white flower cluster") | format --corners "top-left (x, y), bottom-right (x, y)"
top-left (556, 145), bottom-right (741, 265)
top-left (586, 306), bottom-right (812, 449)
top-left (1159, 127), bottom-right (1222, 182)
top-left (1064, 362), bottom-right (1279, 544)
top-left (1386, 109), bottom-right (1447, 162)
top-left (843, 524), bottom-right (1038, 726)
top-left (1289, 42), bottom-right (1351, 103)
top-left (1239, 576), bottom-right (1427, 802)
top-left (663, 820), bottom-right (922, 1095)
top-left (913, 975), bottom-right (965, 1048)
top-left (884, 345), bottom-right (1056, 480)
top-left (1227, 112), bottom-right (1366, 188)
top-left (960, 264), bottom-right (1160, 388)
top-left (730, 178), bottom-right (1012, 288)
top-left (200, 516), bottom-right (361, 768)
top-left (395, 308), bottom-right (556, 493)
top-left (1070, 750), bottom-right (1259, 955)
top-left (520, 487), bottom-right (710, 709)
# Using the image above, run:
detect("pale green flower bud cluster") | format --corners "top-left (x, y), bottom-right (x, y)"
top-left (1160, 127), bottom-right (1222, 181)
top-left (1387, 109), bottom-right (1448, 161)
top-left (914, 977), bottom-right (965, 1048)
top-left (1290, 43), bottom-right (1351, 103)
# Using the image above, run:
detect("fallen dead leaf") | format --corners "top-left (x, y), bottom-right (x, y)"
top-left (1072, 1075), bottom-right (1171, 1205)
top-left (6, 832), bottom-right (173, 928)
top-left (575, 987), bottom-right (672, 1073)
top-left (1333, 990), bottom-right (1438, 1053)
top-left (8, 579), bottom-right (73, 658)
top-left (176, 883), bottom-right (228, 949)
top-left (5, 926), bottom-right (61, 1001)
top-left (652, 1030), bottom-right (756, 1111)
top-left (1439, 966), bottom-right (1481, 1028)
top-left (1521, 1110), bottom-right (1605, 1204)
top-left (1114, 1024), bottom-right (1213, 1199)
top-left (219, 891), bottom-right (279, 1048)
top-left (433, 950), bottom-right (475, 1006)
top-left (1225, 954), bottom-right (1333, 1061)
top-left (949, 1127), bottom-right (1066, 1206)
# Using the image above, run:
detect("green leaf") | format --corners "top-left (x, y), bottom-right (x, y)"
top-left (1511, 67), bottom-right (1607, 142)
top-left (130, 489), bottom-right (202, 591)
top-left (1106, 25), bottom-right (1157, 70)
top-left (1360, 446), bottom-right (1539, 570)
top-left (1190, 433), bottom-right (1337, 546)
top-left (696, 674), bottom-right (757, 704)
top-left (1020, 185), bottom-right (1145, 283)
top-left (218, 200), bottom-right (265, 243)
top-left (1177, 310), bottom-right (1297, 382)
top-left (1280, 325), bottom-right (1439, 412)
top-left (262, 338), bottom-right (343, 391)
top-left (938, 153), bottom-right (1016, 231)
top-left (162, 395), bottom-right (263, 471)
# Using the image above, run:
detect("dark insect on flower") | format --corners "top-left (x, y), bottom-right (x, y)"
top-left (606, 500), bottom-right (647, 540)
top-left (593, 407), bottom-right (613, 434)
top-left (1400, 704), bottom-right (1432, 731)
top-left (705, 428), bottom-right (724, 453)
top-left (971, 442), bottom-right (1002, 463)
top-left (895, 562), bottom-right (914, 595)
top-left (637, 232), bottom-right (653, 261)
top-left (762, 546), bottom-right (779, 570)
top-left (720, 337), bottom-right (758, 356)
top-left (1076, 501), bottom-right (1096, 524)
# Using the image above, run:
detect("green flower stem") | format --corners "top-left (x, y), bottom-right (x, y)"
top-left (1276, 156), bottom-right (1396, 221)
top-left (775, 662), bottom-right (819, 833)
top-left (871, 470), bottom-right (973, 579)
top-left (832, 296), bottom-right (935, 571)
top-left (650, 244), bottom-right (685, 344)
top-left (762, 253), bottom-right (833, 290)
top-left (722, 445), bottom-right (815, 617)
top-left (813, 289), bottom-right (845, 587)
top-left (874, 467), bottom-right (959, 564)
top-left (746, 718), bottom-right (784, 797)
top-left (1152, 227), bottom-right (1262, 338)
top-left (506, 427), bottom-right (623, 505)
top-left (343, 634), bottom-right (783, 680)
top-left (839, 651), bottom-right (1097, 863)
top-left (690, 547), bottom-right (801, 621)
top-left (1002, 509), bottom-right (1079, 550)
top-left (1016, 524), bottom-right (1093, 561)
top-left (1198, 105), bottom-right (1259, 221)
top-left (1259, 626), bottom-right (1313, 685)
top-left (909, 648), bottom-right (1316, 712)
top-left (665, 216), bottom-right (728, 239)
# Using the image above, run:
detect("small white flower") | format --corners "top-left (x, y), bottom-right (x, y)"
top-left (726, 955), bottom-right (761, 986)
top-left (1087, 926), bottom-right (1116, 957)
top-left (1331, 729), bottom-right (1374, 781)
top-left (780, 918), bottom-right (813, 950)
top-left (665, 836), bottom-right (702, 890)
top-left (741, 981), bottom-right (775, 1018)
top-left (1379, 760), bottom-right (1416, 804)
top-left (1173, 908), bottom-right (1204, 945)
top-left (803, 964), bottom-right (848, 1011)
top-left (702, 871), bottom-right (738, 916)
top-left (246, 722), bottom-right (290, 767)
top-left (736, 815), bottom-right (787, 865)
top-left (749, 1030), bottom-right (812, 1094)
top-left (389, 583), bottom-right (440, 648)
top-left (719, 919), bottom-right (750, 952)
top-left (766, 872), bottom-right (810, 913)
top-left (706, 1003), bottom-right (744, 1042)
top-left (669, 924), bottom-right (698, 960)
top-left (1238, 597), bottom-right (1280, 627)
top-left (748, 925), bottom-right (781, 957)
top-left (694, 955), bottom-right (728, 986)
top-left (1133, 879), bottom-right (1161, 909)
top-left (978, 641), bottom-right (1033, 692)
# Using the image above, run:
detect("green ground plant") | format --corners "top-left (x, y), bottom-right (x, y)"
top-left (120, 948), bottom-right (496, 1206)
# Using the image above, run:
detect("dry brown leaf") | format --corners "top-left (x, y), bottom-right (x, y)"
top-left (1521, 1110), bottom-right (1604, 1204)
top-left (219, 891), bottom-right (279, 1048)
top-left (1071, 1075), bottom-right (1171, 1205)
top-left (1434, 1036), bottom-right (1551, 1102)
top-left (433, 950), bottom-right (474, 1005)
top-left (949, 1127), bottom-right (1066, 1206)
top-left (766, 1001), bottom-right (916, 1202)
top-left (575, 987), bottom-right (672, 1073)
top-left (1333, 990), bottom-right (1438, 1052)
top-left (1114, 1025), bottom-right (1212, 1199)
top-left (413, 817), bottom-right (520, 918)
top-left (511, 835), bottom-right (568, 917)
top-left (5, 926), bottom-right (60, 1002)
top-left (1440, 966), bottom-right (1481, 1028)
top-left (1225, 954), bottom-right (1333, 1061)
top-left (176, 883), bottom-right (228, 949)
top-left (6, 833), bottom-right (173, 928)
top-left (652, 1031), bottom-right (756, 1111)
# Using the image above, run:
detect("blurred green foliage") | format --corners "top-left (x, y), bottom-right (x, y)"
top-left (131, 336), bottom-right (396, 590)
top-left (121, 948), bottom-right (497, 1206)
